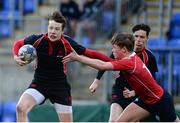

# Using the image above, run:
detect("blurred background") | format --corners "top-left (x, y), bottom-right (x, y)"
top-left (0, 0), bottom-right (180, 122)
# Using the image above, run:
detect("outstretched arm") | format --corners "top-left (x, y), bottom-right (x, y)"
top-left (84, 48), bottom-right (114, 61)
top-left (63, 50), bottom-right (114, 71)
top-left (90, 53), bottom-right (114, 93)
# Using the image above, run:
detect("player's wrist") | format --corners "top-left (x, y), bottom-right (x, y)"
top-left (75, 54), bottom-right (81, 60)
top-left (14, 55), bottom-right (19, 60)
top-left (131, 90), bottom-right (136, 97)
top-left (94, 78), bottom-right (100, 83)
top-left (14, 55), bottom-right (18, 57)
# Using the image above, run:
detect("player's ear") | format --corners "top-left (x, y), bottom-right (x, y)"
top-left (61, 30), bottom-right (64, 34)
top-left (122, 47), bottom-right (127, 53)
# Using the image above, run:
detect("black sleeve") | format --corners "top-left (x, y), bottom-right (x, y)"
top-left (147, 52), bottom-right (158, 79)
top-left (96, 53), bottom-right (114, 80)
top-left (24, 34), bottom-right (43, 45)
top-left (64, 36), bottom-right (86, 55)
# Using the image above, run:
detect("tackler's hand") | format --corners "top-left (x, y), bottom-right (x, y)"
top-left (62, 47), bottom-right (79, 64)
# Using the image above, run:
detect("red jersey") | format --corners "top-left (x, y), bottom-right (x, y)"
top-left (111, 52), bottom-right (164, 105)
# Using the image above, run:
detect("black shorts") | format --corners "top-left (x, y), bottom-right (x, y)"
top-left (134, 91), bottom-right (177, 122)
top-left (28, 81), bottom-right (72, 106)
top-left (111, 83), bottom-right (137, 109)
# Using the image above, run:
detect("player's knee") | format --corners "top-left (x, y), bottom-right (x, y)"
top-left (16, 103), bottom-right (28, 114)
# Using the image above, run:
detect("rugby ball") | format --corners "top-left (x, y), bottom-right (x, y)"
top-left (18, 44), bottom-right (37, 62)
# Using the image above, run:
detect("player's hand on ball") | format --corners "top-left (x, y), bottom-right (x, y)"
top-left (14, 55), bottom-right (29, 66)
top-left (18, 44), bottom-right (37, 63)
top-left (89, 78), bottom-right (100, 93)
top-left (123, 87), bottom-right (135, 98)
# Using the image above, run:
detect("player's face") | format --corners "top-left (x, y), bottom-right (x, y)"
top-left (48, 20), bottom-right (64, 42)
top-left (133, 30), bottom-right (148, 52)
top-left (112, 44), bottom-right (125, 60)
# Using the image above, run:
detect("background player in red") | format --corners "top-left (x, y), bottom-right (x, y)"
top-left (12, 11), bottom-right (112, 122)
top-left (89, 24), bottom-right (159, 121)
top-left (63, 33), bottom-right (179, 122)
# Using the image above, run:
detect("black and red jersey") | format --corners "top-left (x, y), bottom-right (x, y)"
top-left (111, 52), bottom-right (164, 105)
top-left (12, 33), bottom-right (112, 90)
top-left (13, 33), bottom-right (85, 89)
top-left (136, 48), bottom-right (158, 78)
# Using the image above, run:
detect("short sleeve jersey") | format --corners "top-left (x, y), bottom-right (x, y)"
top-left (111, 52), bottom-right (164, 105)
top-left (112, 48), bottom-right (158, 91)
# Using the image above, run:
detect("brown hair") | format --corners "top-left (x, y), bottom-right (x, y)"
top-left (132, 24), bottom-right (151, 37)
top-left (111, 33), bottom-right (134, 52)
top-left (48, 11), bottom-right (67, 30)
